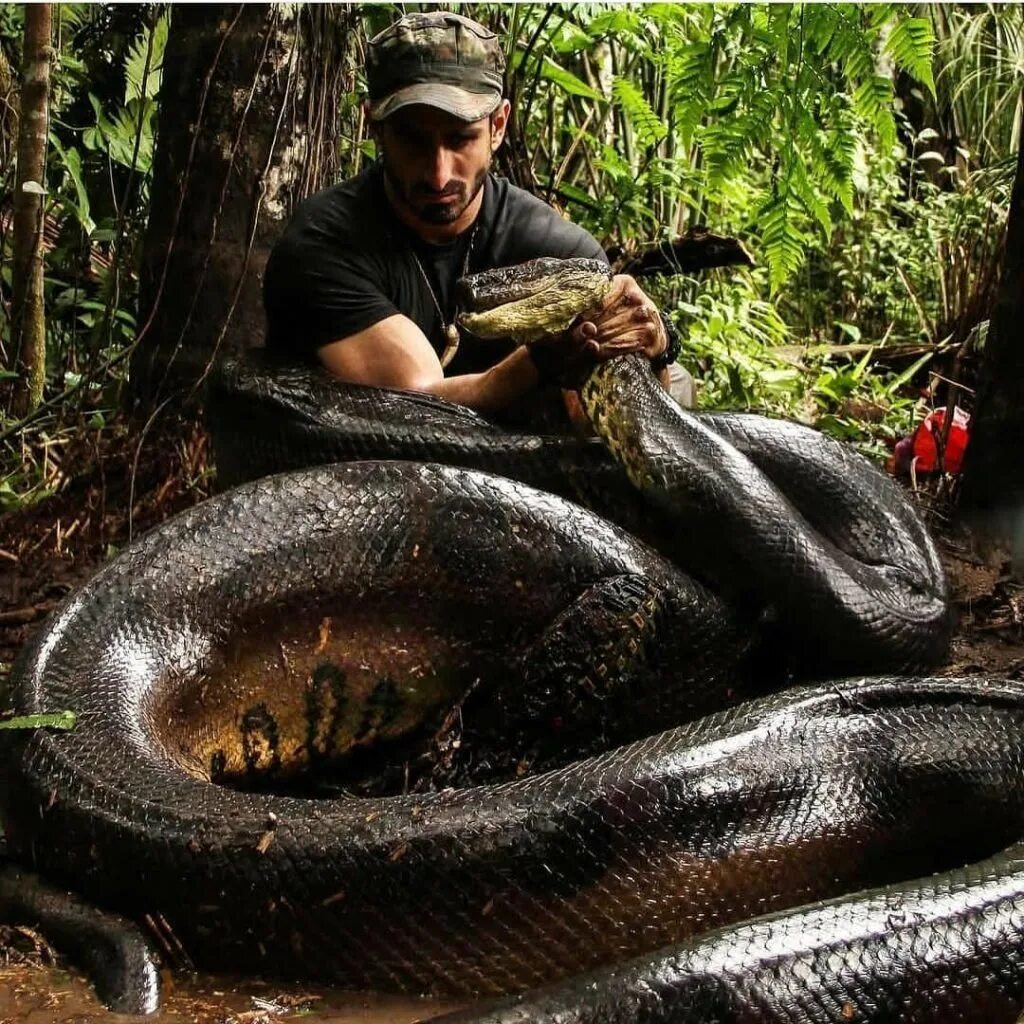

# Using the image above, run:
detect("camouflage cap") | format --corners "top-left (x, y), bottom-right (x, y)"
top-left (366, 12), bottom-right (505, 123)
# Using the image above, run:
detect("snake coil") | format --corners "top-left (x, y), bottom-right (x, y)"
top-left (5, 263), bottom-right (1021, 1023)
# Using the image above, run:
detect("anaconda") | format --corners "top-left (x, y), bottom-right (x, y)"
top-left (5, 258), bottom-right (1018, 1023)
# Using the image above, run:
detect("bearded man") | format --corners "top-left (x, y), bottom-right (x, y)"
top-left (263, 11), bottom-right (679, 415)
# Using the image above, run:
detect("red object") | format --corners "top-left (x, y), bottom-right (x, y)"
top-left (911, 406), bottom-right (970, 474)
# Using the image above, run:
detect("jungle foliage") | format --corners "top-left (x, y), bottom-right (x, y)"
top-left (0, 2), bottom-right (1019, 508)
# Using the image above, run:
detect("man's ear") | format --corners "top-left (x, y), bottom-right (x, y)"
top-left (364, 100), bottom-right (383, 148)
top-left (489, 98), bottom-right (511, 151)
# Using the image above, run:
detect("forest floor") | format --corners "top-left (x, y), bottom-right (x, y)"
top-left (0, 421), bottom-right (1022, 1023)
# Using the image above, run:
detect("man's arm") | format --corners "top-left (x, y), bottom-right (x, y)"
top-left (317, 313), bottom-right (603, 413)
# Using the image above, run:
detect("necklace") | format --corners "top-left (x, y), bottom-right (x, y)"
top-left (410, 223), bottom-right (477, 369)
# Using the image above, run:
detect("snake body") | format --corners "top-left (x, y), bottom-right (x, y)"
top-left (4, 259), bottom-right (1015, 1023)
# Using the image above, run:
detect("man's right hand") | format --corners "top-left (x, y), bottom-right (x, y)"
top-left (527, 326), bottom-right (600, 389)
top-left (569, 274), bottom-right (667, 362)
top-left (528, 318), bottom-right (647, 389)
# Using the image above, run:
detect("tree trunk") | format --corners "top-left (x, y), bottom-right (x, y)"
top-left (0, 44), bottom-right (18, 173)
top-left (9, 3), bottom-right (52, 417)
top-left (958, 108), bottom-right (1024, 569)
top-left (129, 3), bottom-right (356, 411)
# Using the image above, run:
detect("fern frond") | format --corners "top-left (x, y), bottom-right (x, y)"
top-left (612, 76), bottom-right (667, 149)
top-left (813, 126), bottom-right (857, 214)
top-left (801, 94), bottom-right (859, 214)
top-left (789, 157), bottom-right (833, 240)
top-left (700, 88), bottom-right (774, 187)
top-left (803, 4), bottom-right (841, 55)
top-left (867, 4), bottom-right (898, 34)
top-left (852, 75), bottom-right (896, 152)
top-left (757, 189), bottom-right (807, 293)
top-left (667, 41), bottom-right (713, 110)
top-left (885, 17), bottom-right (936, 96)
top-left (765, 5), bottom-right (794, 69)
top-left (667, 38), bottom-right (713, 147)
top-left (825, 8), bottom-right (870, 65)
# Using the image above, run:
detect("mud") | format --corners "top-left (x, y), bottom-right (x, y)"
top-left (0, 952), bottom-right (457, 1023)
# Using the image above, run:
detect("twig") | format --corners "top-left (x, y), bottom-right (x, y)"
top-left (551, 108), bottom-right (594, 195)
top-left (895, 264), bottom-right (936, 342)
top-left (927, 371), bottom-right (976, 395)
top-left (0, 601), bottom-right (54, 626)
top-left (127, 395), bottom-right (174, 542)
top-left (0, 342), bottom-right (136, 444)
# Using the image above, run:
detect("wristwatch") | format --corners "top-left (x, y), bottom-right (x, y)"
top-left (651, 312), bottom-right (682, 373)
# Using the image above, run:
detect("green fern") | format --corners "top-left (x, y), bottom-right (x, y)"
top-left (885, 18), bottom-right (936, 96)
top-left (666, 41), bottom-right (713, 147)
top-left (867, 4), bottom-right (899, 34)
top-left (701, 87), bottom-right (775, 187)
top-left (612, 76), bottom-right (667, 149)
top-left (789, 150), bottom-right (834, 240)
top-left (802, 4), bottom-right (840, 55)
top-left (758, 188), bottom-right (807, 293)
top-left (811, 120), bottom-right (857, 215)
top-left (853, 76), bottom-right (896, 152)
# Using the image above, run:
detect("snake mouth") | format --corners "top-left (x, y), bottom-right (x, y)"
top-left (456, 257), bottom-right (613, 343)
top-left (457, 257), bottom-right (611, 313)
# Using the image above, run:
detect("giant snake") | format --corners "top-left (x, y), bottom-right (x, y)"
top-left (4, 259), bottom-right (1023, 1022)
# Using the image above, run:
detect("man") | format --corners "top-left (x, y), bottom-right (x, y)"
top-left (263, 11), bottom-right (679, 416)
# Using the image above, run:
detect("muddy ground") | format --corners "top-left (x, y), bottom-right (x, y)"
top-left (0, 942), bottom-right (455, 1023)
top-left (0, 423), bottom-right (1021, 1022)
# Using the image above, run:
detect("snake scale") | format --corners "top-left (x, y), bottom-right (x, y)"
top-left (4, 259), bottom-right (1023, 1023)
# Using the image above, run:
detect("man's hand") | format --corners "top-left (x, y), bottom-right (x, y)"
top-left (526, 327), bottom-right (602, 389)
top-left (527, 274), bottom-right (669, 389)
top-left (568, 274), bottom-right (667, 361)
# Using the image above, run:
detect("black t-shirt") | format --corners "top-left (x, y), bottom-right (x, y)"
top-left (263, 163), bottom-right (606, 376)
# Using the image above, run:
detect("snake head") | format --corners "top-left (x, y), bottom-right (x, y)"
top-left (456, 258), bottom-right (614, 344)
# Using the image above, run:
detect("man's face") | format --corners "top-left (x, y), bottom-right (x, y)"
top-left (376, 102), bottom-right (508, 228)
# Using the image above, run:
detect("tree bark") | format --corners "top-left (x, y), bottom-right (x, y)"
top-left (958, 107), bottom-right (1024, 569)
top-left (9, 3), bottom-right (52, 416)
top-left (0, 43), bottom-right (18, 173)
top-left (130, 3), bottom-right (356, 411)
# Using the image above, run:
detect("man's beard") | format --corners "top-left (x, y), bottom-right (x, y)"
top-left (384, 160), bottom-right (489, 225)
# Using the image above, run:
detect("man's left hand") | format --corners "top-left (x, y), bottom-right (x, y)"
top-left (568, 274), bottom-right (666, 361)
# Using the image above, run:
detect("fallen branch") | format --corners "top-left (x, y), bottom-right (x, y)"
top-left (0, 600), bottom-right (55, 626)
top-left (608, 227), bottom-right (756, 278)
top-left (772, 340), bottom-right (956, 370)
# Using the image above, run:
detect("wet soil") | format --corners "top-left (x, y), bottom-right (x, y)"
top-left (1, 426), bottom-right (1021, 1021)
top-left (0, 933), bottom-right (456, 1023)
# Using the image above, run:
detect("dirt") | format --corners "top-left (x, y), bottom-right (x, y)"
top-left (0, 932), bottom-right (456, 1024)
top-left (0, 419), bottom-right (212, 675)
top-left (0, 424), bottom-right (1021, 1021)
top-left (925, 498), bottom-right (1024, 679)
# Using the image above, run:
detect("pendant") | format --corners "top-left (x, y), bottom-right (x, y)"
top-left (440, 322), bottom-right (461, 369)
